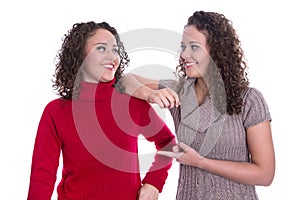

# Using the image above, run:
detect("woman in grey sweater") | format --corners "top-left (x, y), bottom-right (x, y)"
top-left (121, 10), bottom-right (275, 199)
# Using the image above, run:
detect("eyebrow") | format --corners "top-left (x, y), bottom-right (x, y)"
top-left (181, 41), bottom-right (202, 45)
top-left (95, 42), bottom-right (118, 47)
top-left (95, 42), bottom-right (107, 46)
top-left (189, 41), bottom-right (202, 45)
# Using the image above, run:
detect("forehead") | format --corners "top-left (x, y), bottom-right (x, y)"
top-left (182, 25), bottom-right (207, 44)
top-left (86, 28), bottom-right (117, 45)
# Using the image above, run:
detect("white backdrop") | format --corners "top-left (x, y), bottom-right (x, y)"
top-left (1, 0), bottom-right (299, 199)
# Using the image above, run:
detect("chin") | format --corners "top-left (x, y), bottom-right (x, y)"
top-left (100, 76), bottom-right (115, 82)
top-left (186, 73), bottom-right (198, 78)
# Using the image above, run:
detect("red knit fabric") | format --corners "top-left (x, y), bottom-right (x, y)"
top-left (28, 79), bottom-right (175, 200)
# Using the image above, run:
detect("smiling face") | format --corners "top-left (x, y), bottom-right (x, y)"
top-left (180, 25), bottom-right (211, 78)
top-left (81, 28), bottom-right (120, 83)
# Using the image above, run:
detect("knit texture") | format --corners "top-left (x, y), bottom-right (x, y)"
top-left (159, 78), bottom-right (271, 200)
top-left (28, 79), bottom-right (175, 200)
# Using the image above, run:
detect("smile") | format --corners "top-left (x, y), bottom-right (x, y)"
top-left (185, 62), bottom-right (196, 69)
top-left (102, 64), bottom-right (114, 71)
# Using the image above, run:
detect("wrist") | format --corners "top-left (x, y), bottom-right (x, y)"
top-left (139, 183), bottom-right (159, 199)
top-left (142, 87), bottom-right (155, 102)
top-left (142, 183), bottom-right (159, 192)
top-left (196, 155), bottom-right (206, 169)
top-left (143, 183), bottom-right (159, 189)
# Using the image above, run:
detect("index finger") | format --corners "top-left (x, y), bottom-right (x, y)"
top-left (156, 150), bottom-right (176, 158)
top-left (157, 150), bottom-right (184, 160)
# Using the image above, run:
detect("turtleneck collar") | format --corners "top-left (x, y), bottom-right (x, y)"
top-left (78, 78), bottom-right (116, 102)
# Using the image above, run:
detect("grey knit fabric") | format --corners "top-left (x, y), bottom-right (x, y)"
top-left (159, 78), bottom-right (271, 200)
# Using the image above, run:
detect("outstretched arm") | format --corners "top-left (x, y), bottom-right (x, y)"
top-left (121, 73), bottom-right (159, 99)
top-left (158, 121), bottom-right (275, 186)
top-left (121, 73), bottom-right (180, 108)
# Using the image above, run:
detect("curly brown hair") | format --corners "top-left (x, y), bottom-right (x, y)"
top-left (53, 21), bottom-right (130, 99)
top-left (176, 11), bottom-right (249, 115)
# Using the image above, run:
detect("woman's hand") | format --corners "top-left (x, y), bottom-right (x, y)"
top-left (147, 88), bottom-right (180, 109)
top-left (157, 142), bottom-right (205, 168)
top-left (138, 183), bottom-right (159, 200)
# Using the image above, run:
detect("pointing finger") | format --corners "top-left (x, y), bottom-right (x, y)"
top-left (156, 150), bottom-right (176, 158)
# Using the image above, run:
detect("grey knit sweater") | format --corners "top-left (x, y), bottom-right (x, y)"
top-left (159, 78), bottom-right (271, 200)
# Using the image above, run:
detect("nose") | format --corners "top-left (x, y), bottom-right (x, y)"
top-left (180, 47), bottom-right (191, 60)
top-left (105, 50), bottom-right (117, 60)
top-left (106, 51), bottom-right (120, 67)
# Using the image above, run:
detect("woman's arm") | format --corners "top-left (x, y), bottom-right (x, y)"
top-left (121, 73), bottom-right (159, 99)
top-left (121, 73), bottom-right (180, 108)
top-left (137, 99), bottom-right (176, 196)
top-left (199, 121), bottom-right (275, 186)
top-left (28, 107), bottom-right (62, 199)
top-left (160, 120), bottom-right (275, 186)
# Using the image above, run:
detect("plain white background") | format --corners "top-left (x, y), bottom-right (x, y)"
top-left (1, 0), bottom-right (299, 199)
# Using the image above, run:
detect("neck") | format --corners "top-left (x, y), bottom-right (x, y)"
top-left (78, 79), bottom-right (116, 102)
top-left (195, 78), bottom-right (208, 105)
top-left (195, 78), bottom-right (208, 93)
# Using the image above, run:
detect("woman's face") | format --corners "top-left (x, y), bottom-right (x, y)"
top-left (82, 28), bottom-right (120, 83)
top-left (180, 25), bottom-right (210, 78)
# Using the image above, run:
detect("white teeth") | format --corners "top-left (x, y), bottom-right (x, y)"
top-left (103, 64), bottom-right (113, 69)
top-left (185, 63), bottom-right (194, 67)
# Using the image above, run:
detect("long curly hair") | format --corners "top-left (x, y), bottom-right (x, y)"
top-left (53, 21), bottom-right (130, 99)
top-left (176, 11), bottom-right (249, 115)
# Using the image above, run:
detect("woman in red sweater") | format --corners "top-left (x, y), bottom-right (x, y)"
top-left (27, 21), bottom-right (175, 200)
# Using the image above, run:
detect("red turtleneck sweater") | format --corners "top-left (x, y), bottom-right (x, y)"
top-left (28, 79), bottom-right (175, 200)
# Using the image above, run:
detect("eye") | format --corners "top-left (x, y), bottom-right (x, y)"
top-left (96, 46), bottom-right (106, 52)
top-left (191, 44), bottom-right (200, 50)
top-left (112, 47), bottom-right (118, 54)
top-left (180, 44), bottom-right (186, 52)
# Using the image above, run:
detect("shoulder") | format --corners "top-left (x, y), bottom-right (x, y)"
top-left (129, 95), bottom-right (152, 110)
top-left (43, 98), bottom-right (71, 114)
top-left (116, 92), bottom-right (155, 125)
top-left (242, 87), bottom-right (271, 128)
top-left (113, 90), bottom-right (151, 111)
top-left (242, 87), bottom-right (269, 107)
top-left (158, 79), bottom-right (182, 93)
top-left (243, 87), bottom-right (264, 99)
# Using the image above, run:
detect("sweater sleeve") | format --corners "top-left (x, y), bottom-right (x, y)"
top-left (28, 103), bottom-right (62, 200)
top-left (137, 102), bottom-right (176, 192)
top-left (158, 79), bottom-right (181, 93)
top-left (242, 87), bottom-right (272, 129)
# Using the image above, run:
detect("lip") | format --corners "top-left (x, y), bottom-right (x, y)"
top-left (184, 62), bottom-right (196, 69)
top-left (102, 63), bottom-right (115, 71)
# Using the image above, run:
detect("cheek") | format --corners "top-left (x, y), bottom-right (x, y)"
top-left (114, 57), bottom-right (121, 67)
top-left (196, 54), bottom-right (210, 67)
top-left (84, 52), bottom-right (100, 65)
